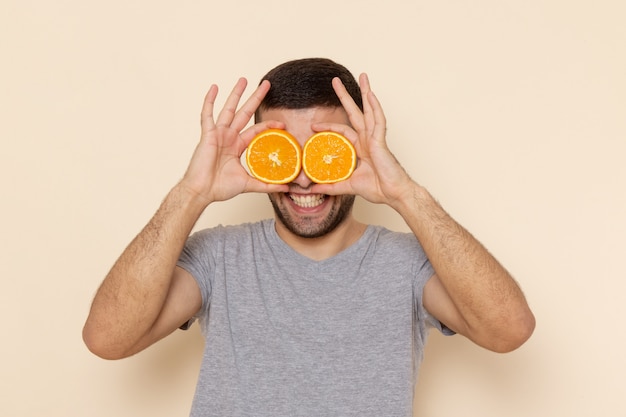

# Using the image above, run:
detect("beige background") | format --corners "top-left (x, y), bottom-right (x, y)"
top-left (1, 0), bottom-right (624, 416)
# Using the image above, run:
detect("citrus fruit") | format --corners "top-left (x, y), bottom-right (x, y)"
top-left (246, 129), bottom-right (302, 184)
top-left (302, 131), bottom-right (356, 184)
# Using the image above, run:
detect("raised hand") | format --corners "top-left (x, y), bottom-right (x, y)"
top-left (311, 74), bottom-right (414, 208)
top-left (180, 78), bottom-right (288, 205)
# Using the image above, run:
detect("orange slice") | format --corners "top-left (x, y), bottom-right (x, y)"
top-left (246, 129), bottom-right (302, 184)
top-left (302, 131), bottom-right (356, 184)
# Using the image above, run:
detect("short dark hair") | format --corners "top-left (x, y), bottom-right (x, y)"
top-left (255, 58), bottom-right (362, 121)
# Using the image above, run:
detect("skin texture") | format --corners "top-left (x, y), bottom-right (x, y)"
top-left (83, 74), bottom-right (535, 360)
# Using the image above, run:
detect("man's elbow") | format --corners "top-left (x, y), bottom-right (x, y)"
top-left (82, 323), bottom-right (132, 361)
top-left (490, 309), bottom-right (536, 353)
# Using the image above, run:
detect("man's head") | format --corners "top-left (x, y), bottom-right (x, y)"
top-left (255, 58), bottom-right (363, 122)
top-left (255, 58), bottom-right (361, 240)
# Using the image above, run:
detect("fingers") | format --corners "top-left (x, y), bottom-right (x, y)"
top-left (310, 122), bottom-right (356, 139)
top-left (243, 180), bottom-right (290, 195)
top-left (310, 181), bottom-right (354, 197)
top-left (202, 80), bottom-right (269, 140)
top-left (200, 84), bottom-right (219, 131)
top-left (230, 80), bottom-right (271, 131)
top-left (215, 77), bottom-right (248, 127)
top-left (358, 73), bottom-right (374, 133)
top-left (332, 74), bottom-right (387, 141)
top-left (360, 74), bottom-right (387, 142)
top-left (332, 77), bottom-right (365, 132)
top-left (240, 119), bottom-right (286, 146)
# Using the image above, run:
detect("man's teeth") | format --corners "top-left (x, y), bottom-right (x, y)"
top-left (289, 194), bottom-right (325, 208)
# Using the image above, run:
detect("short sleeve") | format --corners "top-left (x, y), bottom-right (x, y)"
top-left (410, 237), bottom-right (455, 365)
top-left (177, 227), bottom-right (221, 324)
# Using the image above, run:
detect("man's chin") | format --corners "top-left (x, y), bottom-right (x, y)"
top-left (269, 193), bottom-right (356, 239)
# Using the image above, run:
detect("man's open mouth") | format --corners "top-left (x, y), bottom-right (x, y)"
top-left (288, 193), bottom-right (326, 208)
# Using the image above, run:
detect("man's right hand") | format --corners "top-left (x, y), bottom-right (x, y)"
top-left (179, 78), bottom-right (289, 206)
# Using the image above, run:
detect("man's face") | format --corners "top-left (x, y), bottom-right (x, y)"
top-left (258, 107), bottom-right (356, 239)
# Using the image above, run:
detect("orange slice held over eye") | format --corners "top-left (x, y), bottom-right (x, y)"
top-left (246, 129), bottom-right (356, 184)
top-left (246, 129), bottom-right (302, 184)
top-left (302, 131), bottom-right (356, 184)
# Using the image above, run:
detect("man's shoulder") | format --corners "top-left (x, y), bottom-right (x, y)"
top-left (187, 219), bottom-right (273, 246)
top-left (366, 225), bottom-right (416, 243)
top-left (363, 225), bottom-right (425, 258)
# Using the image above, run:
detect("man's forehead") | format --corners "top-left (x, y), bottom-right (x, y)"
top-left (256, 106), bottom-right (349, 123)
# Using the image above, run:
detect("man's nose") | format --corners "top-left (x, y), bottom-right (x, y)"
top-left (291, 164), bottom-right (314, 188)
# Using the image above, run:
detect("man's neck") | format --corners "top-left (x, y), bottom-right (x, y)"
top-left (274, 216), bottom-right (367, 261)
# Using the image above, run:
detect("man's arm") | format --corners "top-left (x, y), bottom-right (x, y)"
top-left (315, 74), bottom-right (535, 352)
top-left (82, 185), bottom-right (206, 360)
top-left (395, 185), bottom-right (535, 353)
top-left (83, 79), bottom-right (289, 359)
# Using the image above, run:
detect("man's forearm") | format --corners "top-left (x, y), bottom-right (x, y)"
top-left (83, 183), bottom-right (208, 358)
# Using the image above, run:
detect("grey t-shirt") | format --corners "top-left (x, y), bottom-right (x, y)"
top-left (177, 219), bottom-right (449, 417)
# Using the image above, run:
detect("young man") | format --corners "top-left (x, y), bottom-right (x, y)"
top-left (83, 58), bottom-right (535, 416)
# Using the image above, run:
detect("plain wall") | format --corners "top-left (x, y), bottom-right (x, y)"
top-left (2, 1), bottom-right (625, 416)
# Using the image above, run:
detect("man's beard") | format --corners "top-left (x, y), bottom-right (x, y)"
top-left (268, 194), bottom-right (356, 239)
